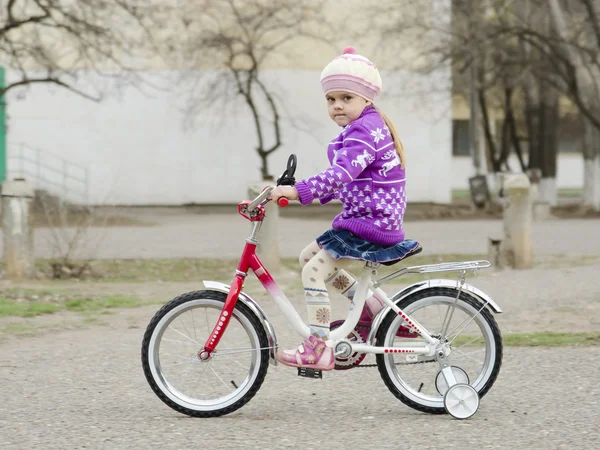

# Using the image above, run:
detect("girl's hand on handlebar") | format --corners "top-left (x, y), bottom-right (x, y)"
top-left (270, 186), bottom-right (299, 204)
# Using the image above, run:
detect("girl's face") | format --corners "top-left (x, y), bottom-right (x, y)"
top-left (326, 91), bottom-right (370, 127)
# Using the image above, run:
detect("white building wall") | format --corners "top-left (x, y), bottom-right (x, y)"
top-left (5, 69), bottom-right (453, 205)
top-left (451, 154), bottom-right (584, 190)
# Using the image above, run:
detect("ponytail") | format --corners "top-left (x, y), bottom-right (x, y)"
top-left (373, 106), bottom-right (406, 168)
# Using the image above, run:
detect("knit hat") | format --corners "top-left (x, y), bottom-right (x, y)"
top-left (320, 47), bottom-right (382, 103)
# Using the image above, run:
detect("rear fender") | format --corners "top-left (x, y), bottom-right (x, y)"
top-left (368, 279), bottom-right (502, 346)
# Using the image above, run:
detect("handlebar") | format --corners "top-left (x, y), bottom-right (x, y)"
top-left (247, 186), bottom-right (273, 211)
top-left (246, 185), bottom-right (290, 212)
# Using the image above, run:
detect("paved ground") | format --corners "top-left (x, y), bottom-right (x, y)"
top-left (1, 311), bottom-right (599, 450)
top-left (1, 208), bottom-right (600, 449)
top-left (4, 206), bottom-right (600, 259)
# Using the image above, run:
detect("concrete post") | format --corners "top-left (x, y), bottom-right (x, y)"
top-left (248, 182), bottom-right (281, 274)
top-left (500, 173), bottom-right (533, 269)
top-left (2, 179), bottom-right (36, 279)
top-left (527, 168), bottom-right (551, 221)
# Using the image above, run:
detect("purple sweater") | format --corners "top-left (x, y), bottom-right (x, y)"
top-left (295, 106), bottom-right (406, 246)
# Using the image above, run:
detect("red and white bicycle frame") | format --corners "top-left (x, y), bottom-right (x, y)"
top-left (200, 186), bottom-right (499, 363)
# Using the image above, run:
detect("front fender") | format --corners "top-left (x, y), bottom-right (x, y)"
top-left (367, 279), bottom-right (502, 346)
top-left (203, 281), bottom-right (278, 366)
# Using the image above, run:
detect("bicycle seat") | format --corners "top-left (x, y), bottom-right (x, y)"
top-left (380, 242), bottom-right (423, 266)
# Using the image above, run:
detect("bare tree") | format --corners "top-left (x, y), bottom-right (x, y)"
top-left (173, 0), bottom-right (330, 181)
top-left (381, 1), bottom-right (548, 189)
top-left (0, 0), bottom-right (164, 100)
top-left (546, 0), bottom-right (600, 210)
top-left (380, 0), bottom-right (600, 209)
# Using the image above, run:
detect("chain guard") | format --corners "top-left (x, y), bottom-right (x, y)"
top-left (330, 320), bottom-right (436, 370)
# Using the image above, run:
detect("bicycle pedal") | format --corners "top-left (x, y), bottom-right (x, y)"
top-left (297, 367), bottom-right (323, 379)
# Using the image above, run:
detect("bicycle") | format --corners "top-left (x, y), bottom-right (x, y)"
top-left (141, 154), bottom-right (503, 420)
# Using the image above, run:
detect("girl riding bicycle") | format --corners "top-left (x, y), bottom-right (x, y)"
top-left (270, 47), bottom-right (420, 371)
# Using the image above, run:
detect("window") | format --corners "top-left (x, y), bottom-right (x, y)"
top-left (452, 120), bottom-right (471, 156)
top-left (558, 118), bottom-right (583, 153)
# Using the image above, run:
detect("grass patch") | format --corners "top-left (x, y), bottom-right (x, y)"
top-left (26, 254), bottom-right (491, 283)
top-left (64, 295), bottom-right (140, 313)
top-left (451, 189), bottom-right (471, 202)
top-left (0, 299), bottom-right (61, 317)
top-left (0, 290), bottom-right (147, 318)
top-left (452, 332), bottom-right (600, 347)
top-left (0, 323), bottom-right (38, 336)
top-left (503, 332), bottom-right (600, 347)
top-left (557, 188), bottom-right (582, 198)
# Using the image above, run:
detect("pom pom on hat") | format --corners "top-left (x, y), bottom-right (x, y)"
top-left (320, 47), bottom-right (382, 102)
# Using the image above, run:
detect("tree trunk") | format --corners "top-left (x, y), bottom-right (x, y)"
top-left (525, 82), bottom-right (541, 173)
top-left (539, 84), bottom-right (559, 206)
top-left (582, 119), bottom-right (600, 211)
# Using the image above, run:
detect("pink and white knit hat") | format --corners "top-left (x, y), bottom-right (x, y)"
top-left (320, 47), bottom-right (382, 103)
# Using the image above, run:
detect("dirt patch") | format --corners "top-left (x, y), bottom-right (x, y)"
top-left (550, 204), bottom-right (600, 219)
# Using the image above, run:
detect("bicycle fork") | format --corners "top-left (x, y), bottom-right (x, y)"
top-left (199, 240), bottom-right (258, 359)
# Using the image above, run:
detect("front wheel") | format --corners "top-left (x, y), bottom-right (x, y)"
top-left (141, 290), bottom-right (270, 417)
top-left (376, 288), bottom-right (502, 414)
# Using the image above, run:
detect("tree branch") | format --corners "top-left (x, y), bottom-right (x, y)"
top-left (0, 76), bottom-right (102, 101)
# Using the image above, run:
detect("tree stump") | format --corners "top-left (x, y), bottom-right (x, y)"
top-left (500, 173), bottom-right (533, 269)
top-left (2, 179), bottom-right (36, 279)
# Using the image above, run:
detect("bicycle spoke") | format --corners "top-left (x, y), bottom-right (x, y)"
top-left (214, 346), bottom-right (271, 356)
top-left (162, 352), bottom-right (197, 361)
top-left (451, 347), bottom-right (485, 365)
top-left (447, 304), bottom-right (487, 346)
top-left (209, 364), bottom-right (231, 390)
top-left (449, 334), bottom-right (483, 349)
top-left (191, 308), bottom-right (198, 342)
top-left (216, 353), bottom-right (251, 371)
top-left (161, 359), bottom-right (196, 368)
top-left (162, 338), bottom-right (203, 346)
top-left (167, 325), bottom-right (202, 346)
top-left (179, 315), bottom-right (193, 343)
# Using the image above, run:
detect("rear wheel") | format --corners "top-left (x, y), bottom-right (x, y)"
top-left (141, 290), bottom-right (269, 417)
top-left (376, 288), bottom-right (502, 414)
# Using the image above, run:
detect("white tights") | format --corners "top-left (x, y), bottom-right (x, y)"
top-left (299, 241), bottom-right (383, 341)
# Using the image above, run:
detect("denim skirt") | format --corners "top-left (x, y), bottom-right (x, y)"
top-left (315, 228), bottom-right (421, 263)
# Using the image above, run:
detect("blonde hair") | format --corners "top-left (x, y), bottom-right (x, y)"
top-left (373, 105), bottom-right (406, 168)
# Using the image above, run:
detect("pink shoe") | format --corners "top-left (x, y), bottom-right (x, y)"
top-left (276, 335), bottom-right (335, 371)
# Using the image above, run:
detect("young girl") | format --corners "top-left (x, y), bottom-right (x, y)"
top-left (270, 47), bottom-right (420, 371)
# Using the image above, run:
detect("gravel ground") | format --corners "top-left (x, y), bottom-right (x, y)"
top-left (1, 315), bottom-right (599, 450)
top-left (1, 210), bottom-right (599, 449)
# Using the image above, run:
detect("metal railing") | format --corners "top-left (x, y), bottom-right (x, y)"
top-left (6, 142), bottom-right (89, 204)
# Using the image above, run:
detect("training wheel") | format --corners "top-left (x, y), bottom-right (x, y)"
top-left (435, 366), bottom-right (470, 395)
top-left (443, 383), bottom-right (479, 419)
